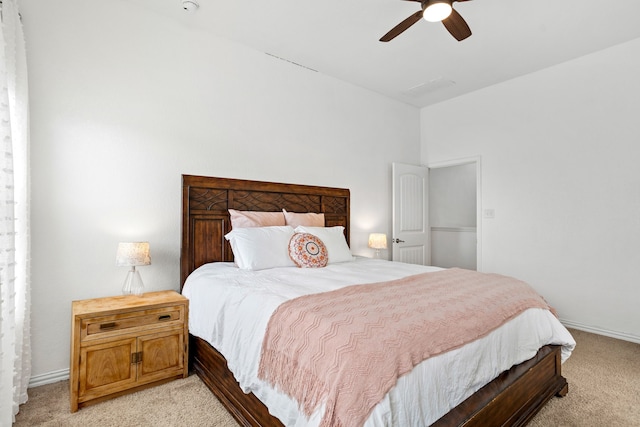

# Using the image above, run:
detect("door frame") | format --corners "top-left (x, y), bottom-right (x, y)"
top-left (427, 156), bottom-right (482, 271)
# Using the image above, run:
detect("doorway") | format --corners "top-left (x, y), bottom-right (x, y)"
top-left (428, 161), bottom-right (478, 270)
top-left (392, 158), bottom-right (480, 270)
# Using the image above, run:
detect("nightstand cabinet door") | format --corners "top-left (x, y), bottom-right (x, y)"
top-left (79, 337), bottom-right (137, 401)
top-left (137, 328), bottom-right (185, 383)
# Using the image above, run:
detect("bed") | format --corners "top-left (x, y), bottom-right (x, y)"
top-left (180, 174), bottom-right (574, 427)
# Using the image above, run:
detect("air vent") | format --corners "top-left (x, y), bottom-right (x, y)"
top-left (403, 77), bottom-right (456, 98)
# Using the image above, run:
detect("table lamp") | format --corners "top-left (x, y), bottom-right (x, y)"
top-left (368, 233), bottom-right (387, 259)
top-left (116, 242), bottom-right (151, 296)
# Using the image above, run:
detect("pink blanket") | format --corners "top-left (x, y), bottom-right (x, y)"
top-left (258, 268), bottom-right (553, 427)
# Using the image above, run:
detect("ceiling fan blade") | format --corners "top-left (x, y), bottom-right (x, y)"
top-left (442, 8), bottom-right (472, 41)
top-left (380, 11), bottom-right (423, 42)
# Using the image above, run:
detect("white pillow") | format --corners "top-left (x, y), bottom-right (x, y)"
top-left (225, 226), bottom-right (296, 271)
top-left (294, 226), bottom-right (354, 264)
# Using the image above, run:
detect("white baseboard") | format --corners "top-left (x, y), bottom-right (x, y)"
top-left (560, 318), bottom-right (640, 344)
top-left (29, 368), bottom-right (69, 388)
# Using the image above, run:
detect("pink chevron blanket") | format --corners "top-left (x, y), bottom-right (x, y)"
top-left (258, 268), bottom-right (554, 427)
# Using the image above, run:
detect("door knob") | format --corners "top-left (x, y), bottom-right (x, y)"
top-left (393, 238), bottom-right (405, 244)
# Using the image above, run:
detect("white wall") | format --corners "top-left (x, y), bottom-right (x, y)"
top-left (421, 39), bottom-right (640, 342)
top-left (21, 0), bottom-right (420, 379)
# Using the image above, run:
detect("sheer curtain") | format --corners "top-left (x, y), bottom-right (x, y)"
top-left (0, 0), bottom-right (31, 424)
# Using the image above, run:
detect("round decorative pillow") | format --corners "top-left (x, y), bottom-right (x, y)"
top-left (288, 233), bottom-right (328, 268)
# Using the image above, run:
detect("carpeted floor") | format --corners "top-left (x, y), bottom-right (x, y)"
top-left (14, 329), bottom-right (640, 426)
top-left (528, 329), bottom-right (640, 427)
top-left (14, 374), bottom-right (238, 427)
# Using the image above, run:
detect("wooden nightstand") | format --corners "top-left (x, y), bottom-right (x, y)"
top-left (69, 290), bottom-right (189, 412)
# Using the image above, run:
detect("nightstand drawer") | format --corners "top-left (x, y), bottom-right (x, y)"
top-left (82, 306), bottom-right (184, 340)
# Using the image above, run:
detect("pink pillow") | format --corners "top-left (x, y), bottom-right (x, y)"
top-left (229, 209), bottom-right (285, 229)
top-left (282, 209), bottom-right (325, 228)
top-left (288, 233), bottom-right (328, 268)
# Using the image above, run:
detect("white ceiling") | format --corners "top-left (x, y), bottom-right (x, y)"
top-left (128, 0), bottom-right (640, 108)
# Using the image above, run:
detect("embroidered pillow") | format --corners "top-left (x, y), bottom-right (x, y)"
top-left (282, 209), bottom-right (325, 228)
top-left (288, 233), bottom-right (328, 268)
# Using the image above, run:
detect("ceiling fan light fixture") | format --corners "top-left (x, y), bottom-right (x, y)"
top-left (423, 0), bottom-right (453, 22)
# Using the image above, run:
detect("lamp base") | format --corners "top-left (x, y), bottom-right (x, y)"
top-left (122, 267), bottom-right (144, 296)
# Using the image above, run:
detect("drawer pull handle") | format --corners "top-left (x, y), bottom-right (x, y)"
top-left (158, 314), bottom-right (172, 321)
top-left (99, 322), bottom-right (116, 330)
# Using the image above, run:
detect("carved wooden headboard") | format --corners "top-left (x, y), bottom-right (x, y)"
top-left (180, 175), bottom-right (350, 288)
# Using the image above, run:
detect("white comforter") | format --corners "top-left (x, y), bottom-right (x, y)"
top-left (182, 258), bottom-right (575, 426)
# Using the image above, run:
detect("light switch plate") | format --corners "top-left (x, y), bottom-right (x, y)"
top-left (483, 208), bottom-right (495, 219)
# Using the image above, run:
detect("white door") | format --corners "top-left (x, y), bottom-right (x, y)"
top-left (392, 163), bottom-right (429, 264)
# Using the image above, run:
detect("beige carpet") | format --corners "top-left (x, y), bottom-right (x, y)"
top-left (14, 329), bottom-right (640, 426)
top-left (528, 329), bottom-right (640, 427)
top-left (13, 374), bottom-right (238, 427)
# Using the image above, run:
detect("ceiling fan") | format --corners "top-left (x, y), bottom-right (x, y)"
top-left (380, 0), bottom-right (473, 42)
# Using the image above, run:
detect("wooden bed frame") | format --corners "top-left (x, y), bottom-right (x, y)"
top-left (180, 174), bottom-right (568, 427)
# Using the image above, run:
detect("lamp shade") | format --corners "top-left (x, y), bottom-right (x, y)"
top-left (368, 233), bottom-right (388, 250)
top-left (116, 242), bottom-right (151, 267)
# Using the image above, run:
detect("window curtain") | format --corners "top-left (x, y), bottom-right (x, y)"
top-left (0, 0), bottom-right (31, 424)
